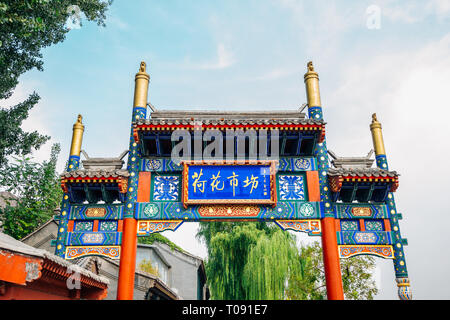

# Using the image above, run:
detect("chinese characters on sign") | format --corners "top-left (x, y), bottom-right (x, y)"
top-left (183, 163), bottom-right (276, 206)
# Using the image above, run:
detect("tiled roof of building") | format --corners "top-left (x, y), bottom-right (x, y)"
top-left (148, 109), bottom-right (307, 120)
top-left (327, 167), bottom-right (398, 177)
top-left (61, 169), bottom-right (129, 179)
top-left (0, 232), bottom-right (109, 285)
top-left (328, 150), bottom-right (375, 169)
top-left (135, 117), bottom-right (324, 126)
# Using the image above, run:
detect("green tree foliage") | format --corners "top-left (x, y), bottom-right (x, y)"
top-left (138, 233), bottom-right (185, 253)
top-left (0, 143), bottom-right (63, 239)
top-left (243, 229), bottom-right (301, 300)
top-left (285, 241), bottom-right (379, 300)
top-left (0, 0), bottom-right (112, 167)
top-left (197, 222), bottom-right (378, 300)
top-left (197, 221), bottom-right (297, 300)
top-left (0, 92), bottom-right (49, 168)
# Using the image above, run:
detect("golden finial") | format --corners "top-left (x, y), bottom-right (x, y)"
top-left (304, 61), bottom-right (321, 107)
top-left (370, 113), bottom-right (385, 156)
top-left (73, 114), bottom-right (84, 130)
top-left (371, 113), bottom-right (378, 123)
top-left (70, 114), bottom-right (85, 157)
top-left (133, 61), bottom-right (150, 108)
top-left (139, 61), bottom-right (146, 73)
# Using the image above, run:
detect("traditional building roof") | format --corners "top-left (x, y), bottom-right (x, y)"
top-left (61, 169), bottom-right (129, 179)
top-left (148, 109), bottom-right (307, 120)
top-left (60, 169), bottom-right (129, 203)
top-left (0, 232), bottom-right (109, 299)
top-left (328, 167), bottom-right (398, 178)
top-left (328, 150), bottom-right (374, 169)
top-left (135, 117), bottom-right (324, 127)
top-left (81, 150), bottom-right (128, 170)
top-left (0, 232), bottom-right (109, 285)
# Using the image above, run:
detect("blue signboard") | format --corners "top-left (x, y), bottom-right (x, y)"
top-left (183, 163), bottom-right (277, 205)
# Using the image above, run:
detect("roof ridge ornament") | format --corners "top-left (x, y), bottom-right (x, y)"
top-left (139, 61), bottom-right (146, 73)
top-left (328, 149), bottom-right (375, 169)
top-left (372, 113), bottom-right (379, 124)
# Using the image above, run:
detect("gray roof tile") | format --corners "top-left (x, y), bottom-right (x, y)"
top-left (327, 167), bottom-right (398, 177)
top-left (61, 169), bottom-right (129, 179)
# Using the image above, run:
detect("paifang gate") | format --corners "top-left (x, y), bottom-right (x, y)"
top-left (53, 61), bottom-right (412, 300)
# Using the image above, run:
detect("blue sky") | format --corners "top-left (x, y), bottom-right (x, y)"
top-left (5, 0), bottom-right (450, 299)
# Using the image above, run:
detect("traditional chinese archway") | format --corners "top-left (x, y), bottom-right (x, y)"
top-left (53, 61), bottom-right (412, 300)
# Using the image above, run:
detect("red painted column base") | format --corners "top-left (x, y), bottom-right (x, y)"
top-left (321, 217), bottom-right (345, 300)
top-left (117, 217), bottom-right (137, 300)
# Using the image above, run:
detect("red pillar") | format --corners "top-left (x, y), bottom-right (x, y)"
top-left (321, 217), bottom-right (344, 300)
top-left (307, 170), bottom-right (344, 299)
top-left (116, 172), bottom-right (150, 300)
top-left (117, 217), bottom-right (137, 300)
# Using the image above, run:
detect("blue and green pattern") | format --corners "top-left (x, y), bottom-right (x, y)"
top-left (66, 231), bottom-right (122, 246)
top-left (69, 204), bottom-right (124, 220)
top-left (337, 231), bottom-right (392, 245)
top-left (134, 201), bottom-right (321, 220)
top-left (334, 203), bottom-right (389, 219)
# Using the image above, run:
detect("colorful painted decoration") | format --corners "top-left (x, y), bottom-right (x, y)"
top-left (153, 175), bottom-right (180, 201)
top-left (338, 231), bottom-right (392, 245)
top-left (99, 221), bottom-right (118, 231)
top-left (65, 246), bottom-right (121, 260)
top-left (365, 220), bottom-right (384, 231)
top-left (136, 220), bottom-right (183, 236)
top-left (74, 221), bottom-right (94, 232)
top-left (341, 220), bottom-right (359, 231)
top-left (396, 277), bottom-right (413, 300)
top-left (274, 220), bottom-right (321, 236)
top-left (67, 231), bottom-right (122, 246)
top-left (278, 175), bottom-right (305, 200)
top-left (338, 245), bottom-right (394, 259)
top-left (134, 200), bottom-right (321, 220)
top-left (198, 205), bottom-right (260, 217)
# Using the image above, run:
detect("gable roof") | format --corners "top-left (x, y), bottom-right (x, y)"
top-left (0, 232), bottom-right (109, 285)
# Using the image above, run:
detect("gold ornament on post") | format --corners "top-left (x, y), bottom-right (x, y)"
top-left (133, 61), bottom-right (150, 109)
top-left (69, 114), bottom-right (84, 157)
top-left (304, 61), bottom-right (321, 107)
top-left (369, 113), bottom-right (386, 156)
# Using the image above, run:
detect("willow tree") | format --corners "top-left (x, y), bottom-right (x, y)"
top-left (243, 229), bottom-right (301, 300)
top-left (197, 221), bottom-right (300, 300)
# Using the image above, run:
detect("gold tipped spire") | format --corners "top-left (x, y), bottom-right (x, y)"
top-left (133, 61), bottom-right (150, 109)
top-left (304, 61), bottom-right (321, 107)
top-left (69, 114), bottom-right (85, 156)
top-left (370, 113), bottom-right (386, 156)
